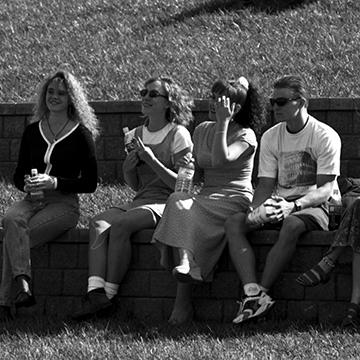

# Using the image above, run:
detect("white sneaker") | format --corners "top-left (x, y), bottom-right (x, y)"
top-left (233, 291), bottom-right (275, 324)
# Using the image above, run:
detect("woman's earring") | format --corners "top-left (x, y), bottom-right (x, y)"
top-left (234, 104), bottom-right (242, 114)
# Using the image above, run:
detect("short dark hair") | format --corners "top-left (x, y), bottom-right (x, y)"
top-left (273, 75), bottom-right (308, 101)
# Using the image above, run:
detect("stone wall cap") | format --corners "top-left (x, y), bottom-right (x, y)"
top-left (1, 98), bottom-right (360, 115)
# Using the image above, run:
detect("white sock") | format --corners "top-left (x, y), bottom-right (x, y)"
top-left (104, 282), bottom-right (119, 299)
top-left (87, 276), bottom-right (105, 293)
top-left (244, 283), bottom-right (261, 296)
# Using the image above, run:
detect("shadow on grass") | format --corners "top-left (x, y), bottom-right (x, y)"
top-left (141, 0), bottom-right (318, 31)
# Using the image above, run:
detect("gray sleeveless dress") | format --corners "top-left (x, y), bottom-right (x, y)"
top-left (119, 124), bottom-right (191, 221)
top-left (152, 121), bottom-right (257, 281)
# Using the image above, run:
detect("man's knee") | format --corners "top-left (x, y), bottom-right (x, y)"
top-left (279, 215), bottom-right (306, 241)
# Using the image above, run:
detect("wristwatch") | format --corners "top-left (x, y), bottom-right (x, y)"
top-left (293, 200), bottom-right (302, 212)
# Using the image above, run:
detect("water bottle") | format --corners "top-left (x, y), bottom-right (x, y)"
top-left (123, 127), bottom-right (136, 153)
top-left (328, 188), bottom-right (342, 230)
top-left (30, 168), bottom-right (44, 201)
top-left (246, 198), bottom-right (278, 229)
top-left (175, 160), bottom-right (195, 193)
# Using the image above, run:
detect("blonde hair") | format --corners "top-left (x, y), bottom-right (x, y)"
top-left (32, 70), bottom-right (100, 139)
top-left (144, 77), bottom-right (194, 127)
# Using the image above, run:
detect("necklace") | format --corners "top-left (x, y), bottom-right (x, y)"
top-left (47, 117), bottom-right (71, 143)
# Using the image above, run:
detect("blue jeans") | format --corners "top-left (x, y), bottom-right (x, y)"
top-left (0, 191), bottom-right (80, 306)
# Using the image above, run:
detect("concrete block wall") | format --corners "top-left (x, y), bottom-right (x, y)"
top-left (0, 98), bottom-right (359, 323)
top-left (0, 228), bottom-right (352, 323)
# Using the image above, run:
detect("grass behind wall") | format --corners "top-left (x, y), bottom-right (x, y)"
top-left (0, 181), bottom-right (135, 228)
top-left (1, 0), bottom-right (359, 102)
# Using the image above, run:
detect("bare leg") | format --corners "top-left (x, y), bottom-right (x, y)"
top-left (261, 216), bottom-right (306, 290)
top-left (350, 252), bottom-right (360, 304)
top-left (341, 252), bottom-right (360, 328)
top-left (296, 245), bottom-right (344, 287)
top-left (169, 283), bottom-right (193, 325)
top-left (225, 212), bottom-right (257, 285)
top-left (88, 208), bottom-right (124, 279)
top-left (106, 208), bottom-right (157, 284)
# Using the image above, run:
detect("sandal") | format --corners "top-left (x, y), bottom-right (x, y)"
top-left (341, 303), bottom-right (360, 329)
top-left (296, 264), bottom-right (332, 287)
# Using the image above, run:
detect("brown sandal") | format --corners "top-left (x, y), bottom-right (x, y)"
top-left (341, 303), bottom-right (360, 329)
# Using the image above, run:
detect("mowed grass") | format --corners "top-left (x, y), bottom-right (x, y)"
top-left (0, 181), bottom-right (135, 228)
top-left (1, 318), bottom-right (360, 359)
top-left (1, 0), bottom-right (360, 358)
top-left (0, 0), bottom-right (359, 102)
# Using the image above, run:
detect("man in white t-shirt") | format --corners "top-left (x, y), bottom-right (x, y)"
top-left (225, 75), bottom-right (341, 324)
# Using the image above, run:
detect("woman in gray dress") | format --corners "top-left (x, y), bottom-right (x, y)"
top-left (152, 76), bottom-right (266, 324)
top-left (72, 76), bottom-right (194, 320)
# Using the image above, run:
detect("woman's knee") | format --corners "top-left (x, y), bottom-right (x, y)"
top-left (2, 211), bottom-right (26, 229)
top-left (225, 212), bottom-right (248, 241)
top-left (90, 209), bottom-right (123, 231)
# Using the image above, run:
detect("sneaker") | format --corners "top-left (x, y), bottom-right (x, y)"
top-left (71, 289), bottom-right (113, 321)
top-left (233, 291), bottom-right (275, 324)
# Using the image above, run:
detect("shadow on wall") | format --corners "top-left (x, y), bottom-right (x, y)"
top-left (142, 0), bottom-right (318, 30)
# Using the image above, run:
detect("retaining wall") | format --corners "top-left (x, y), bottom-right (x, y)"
top-left (0, 99), bottom-right (359, 323)
top-left (1, 98), bottom-right (360, 182)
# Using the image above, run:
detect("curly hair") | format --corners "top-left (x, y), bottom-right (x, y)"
top-left (211, 77), bottom-right (267, 137)
top-left (144, 77), bottom-right (194, 127)
top-left (31, 70), bottom-right (100, 139)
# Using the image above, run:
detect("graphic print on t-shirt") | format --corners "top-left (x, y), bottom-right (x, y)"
top-left (278, 149), bottom-right (317, 189)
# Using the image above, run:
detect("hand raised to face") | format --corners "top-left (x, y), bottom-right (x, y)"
top-left (214, 95), bottom-right (237, 123)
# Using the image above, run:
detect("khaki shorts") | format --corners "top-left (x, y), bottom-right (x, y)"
top-left (262, 205), bottom-right (329, 231)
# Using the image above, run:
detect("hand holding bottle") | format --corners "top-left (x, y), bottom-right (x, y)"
top-left (24, 171), bottom-right (56, 192)
top-left (133, 137), bottom-right (156, 164)
top-left (123, 151), bottom-right (140, 172)
top-left (175, 152), bottom-right (194, 171)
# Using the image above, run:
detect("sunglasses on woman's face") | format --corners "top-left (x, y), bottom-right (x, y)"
top-left (140, 89), bottom-right (168, 99)
top-left (269, 97), bottom-right (300, 107)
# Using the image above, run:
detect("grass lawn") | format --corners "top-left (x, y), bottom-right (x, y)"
top-left (0, 181), bottom-right (135, 228)
top-left (1, 0), bottom-right (360, 358)
top-left (1, 317), bottom-right (360, 359)
top-left (1, 0), bottom-right (359, 102)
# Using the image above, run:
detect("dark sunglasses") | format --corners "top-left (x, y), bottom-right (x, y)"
top-left (140, 89), bottom-right (168, 99)
top-left (269, 97), bottom-right (300, 107)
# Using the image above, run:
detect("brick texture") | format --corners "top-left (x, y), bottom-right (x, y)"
top-left (0, 228), bottom-right (353, 324)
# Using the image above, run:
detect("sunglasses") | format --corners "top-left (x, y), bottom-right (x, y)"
top-left (269, 97), bottom-right (300, 107)
top-left (140, 89), bottom-right (168, 99)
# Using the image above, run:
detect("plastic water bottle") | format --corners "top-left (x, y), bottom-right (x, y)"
top-left (123, 127), bottom-right (136, 153)
top-left (328, 188), bottom-right (343, 230)
top-left (30, 168), bottom-right (44, 201)
top-left (175, 161), bottom-right (195, 193)
top-left (246, 198), bottom-right (278, 229)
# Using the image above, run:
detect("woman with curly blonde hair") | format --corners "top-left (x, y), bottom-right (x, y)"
top-left (0, 69), bottom-right (98, 321)
top-left (72, 76), bottom-right (194, 320)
